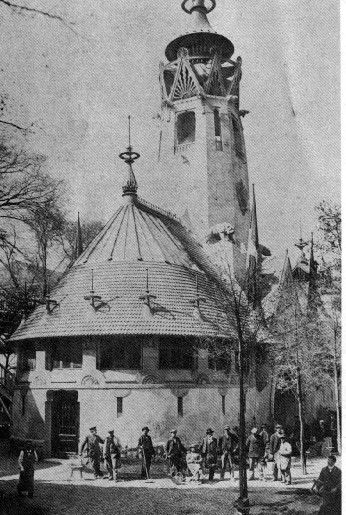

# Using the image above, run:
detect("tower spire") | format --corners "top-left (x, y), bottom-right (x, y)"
top-left (294, 220), bottom-right (308, 263)
top-left (74, 212), bottom-right (83, 259)
top-left (246, 184), bottom-right (261, 309)
top-left (119, 115), bottom-right (140, 198)
top-left (307, 232), bottom-right (320, 316)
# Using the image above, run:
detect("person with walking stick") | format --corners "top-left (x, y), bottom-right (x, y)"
top-left (138, 426), bottom-right (155, 479)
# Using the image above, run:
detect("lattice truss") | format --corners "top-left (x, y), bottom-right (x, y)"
top-left (160, 51), bottom-right (243, 102)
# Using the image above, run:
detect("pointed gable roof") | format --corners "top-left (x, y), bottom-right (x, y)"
top-left (275, 251), bottom-right (301, 318)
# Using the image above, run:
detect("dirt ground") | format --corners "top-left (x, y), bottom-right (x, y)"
top-left (0, 454), bottom-right (329, 515)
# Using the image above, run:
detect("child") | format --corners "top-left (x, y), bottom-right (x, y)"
top-left (279, 434), bottom-right (292, 485)
top-left (17, 441), bottom-right (38, 498)
top-left (186, 444), bottom-right (203, 483)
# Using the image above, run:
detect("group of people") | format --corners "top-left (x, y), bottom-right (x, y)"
top-left (15, 422), bottom-right (340, 512)
top-left (78, 423), bottom-right (294, 484)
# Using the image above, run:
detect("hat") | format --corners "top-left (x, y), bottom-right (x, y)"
top-left (224, 425), bottom-right (231, 430)
top-left (206, 428), bottom-right (214, 434)
top-left (251, 427), bottom-right (258, 434)
top-left (108, 430), bottom-right (114, 434)
top-left (89, 426), bottom-right (96, 431)
top-left (170, 429), bottom-right (177, 434)
top-left (142, 426), bottom-right (149, 432)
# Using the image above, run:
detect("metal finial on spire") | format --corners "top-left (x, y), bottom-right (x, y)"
top-left (181, 0), bottom-right (216, 15)
top-left (294, 220), bottom-right (308, 253)
top-left (119, 115), bottom-right (140, 197)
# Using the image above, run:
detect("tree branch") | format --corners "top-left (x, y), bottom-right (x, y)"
top-left (0, 0), bottom-right (86, 39)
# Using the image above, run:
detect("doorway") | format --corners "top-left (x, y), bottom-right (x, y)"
top-left (51, 390), bottom-right (79, 457)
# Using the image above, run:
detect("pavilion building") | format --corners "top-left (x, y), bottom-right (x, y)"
top-left (9, 0), bottom-right (272, 456)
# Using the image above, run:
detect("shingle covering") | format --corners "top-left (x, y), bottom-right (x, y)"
top-left (11, 195), bottom-right (236, 342)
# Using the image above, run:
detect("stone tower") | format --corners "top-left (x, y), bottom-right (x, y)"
top-left (158, 0), bottom-right (250, 281)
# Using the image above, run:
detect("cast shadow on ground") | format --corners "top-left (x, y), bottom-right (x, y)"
top-left (0, 479), bottom-right (322, 515)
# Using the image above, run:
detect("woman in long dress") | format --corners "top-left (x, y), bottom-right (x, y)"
top-left (279, 434), bottom-right (292, 485)
top-left (17, 441), bottom-right (38, 498)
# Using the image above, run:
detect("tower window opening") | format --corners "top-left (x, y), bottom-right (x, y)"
top-left (176, 111), bottom-right (196, 147)
top-left (213, 108), bottom-right (223, 151)
top-left (117, 397), bottom-right (123, 418)
top-left (231, 116), bottom-right (245, 160)
top-left (221, 395), bottom-right (226, 415)
top-left (178, 396), bottom-right (183, 417)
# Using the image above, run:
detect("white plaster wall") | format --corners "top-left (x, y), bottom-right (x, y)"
top-left (12, 384), bottom-right (272, 454)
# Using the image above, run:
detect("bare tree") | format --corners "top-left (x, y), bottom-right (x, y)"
top-left (0, 141), bottom-right (63, 216)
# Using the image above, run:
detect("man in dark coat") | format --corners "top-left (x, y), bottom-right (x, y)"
top-left (80, 426), bottom-right (104, 478)
top-left (138, 426), bottom-right (155, 479)
top-left (246, 428), bottom-right (265, 480)
top-left (103, 430), bottom-right (121, 481)
top-left (269, 424), bottom-right (284, 481)
top-left (317, 455), bottom-right (341, 514)
top-left (165, 429), bottom-right (186, 477)
top-left (219, 425), bottom-right (238, 480)
top-left (200, 428), bottom-right (218, 481)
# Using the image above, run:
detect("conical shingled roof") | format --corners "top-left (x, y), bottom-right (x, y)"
top-left (11, 183), bottom-right (236, 342)
top-left (74, 197), bottom-right (202, 269)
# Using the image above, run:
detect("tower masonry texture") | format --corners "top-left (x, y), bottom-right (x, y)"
top-left (158, 0), bottom-right (250, 282)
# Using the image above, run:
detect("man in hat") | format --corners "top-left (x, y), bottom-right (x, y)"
top-left (219, 425), bottom-right (238, 480)
top-left (246, 428), bottom-right (265, 480)
top-left (80, 426), bottom-right (104, 478)
top-left (200, 428), bottom-right (218, 481)
top-left (165, 429), bottom-right (186, 478)
top-left (317, 454), bottom-right (341, 514)
top-left (137, 427), bottom-right (155, 479)
top-left (269, 424), bottom-right (284, 481)
top-left (103, 430), bottom-right (121, 482)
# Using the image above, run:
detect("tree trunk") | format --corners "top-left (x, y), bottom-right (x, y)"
top-left (235, 313), bottom-right (250, 514)
top-left (296, 366), bottom-right (307, 474)
top-left (333, 331), bottom-right (341, 453)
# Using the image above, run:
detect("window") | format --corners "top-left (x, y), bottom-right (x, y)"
top-left (221, 395), bottom-right (226, 415)
top-left (231, 116), bottom-right (245, 159)
top-left (158, 336), bottom-right (195, 369)
top-left (51, 341), bottom-right (82, 369)
top-left (208, 340), bottom-right (231, 373)
top-left (98, 336), bottom-right (142, 370)
top-left (214, 109), bottom-right (223, 150)
top-left (176, 111), bottom-right (196, 146)
top-left (20, 346), bottom-right (36, 372)
top-left (117, 397), bottom-right (123, 418)
top-left (178, 396), bottom-right (183, 417)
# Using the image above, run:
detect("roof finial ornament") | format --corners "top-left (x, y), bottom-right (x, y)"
top-left (119, 115), bottom-right (140, 197)
top-left (294, 220), bottom-right (308, 259)
top-left (181, 0), bottom-right (216, 15)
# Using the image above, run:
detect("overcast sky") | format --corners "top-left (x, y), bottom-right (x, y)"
top-left (0, 0), bottom-right (340, 270)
